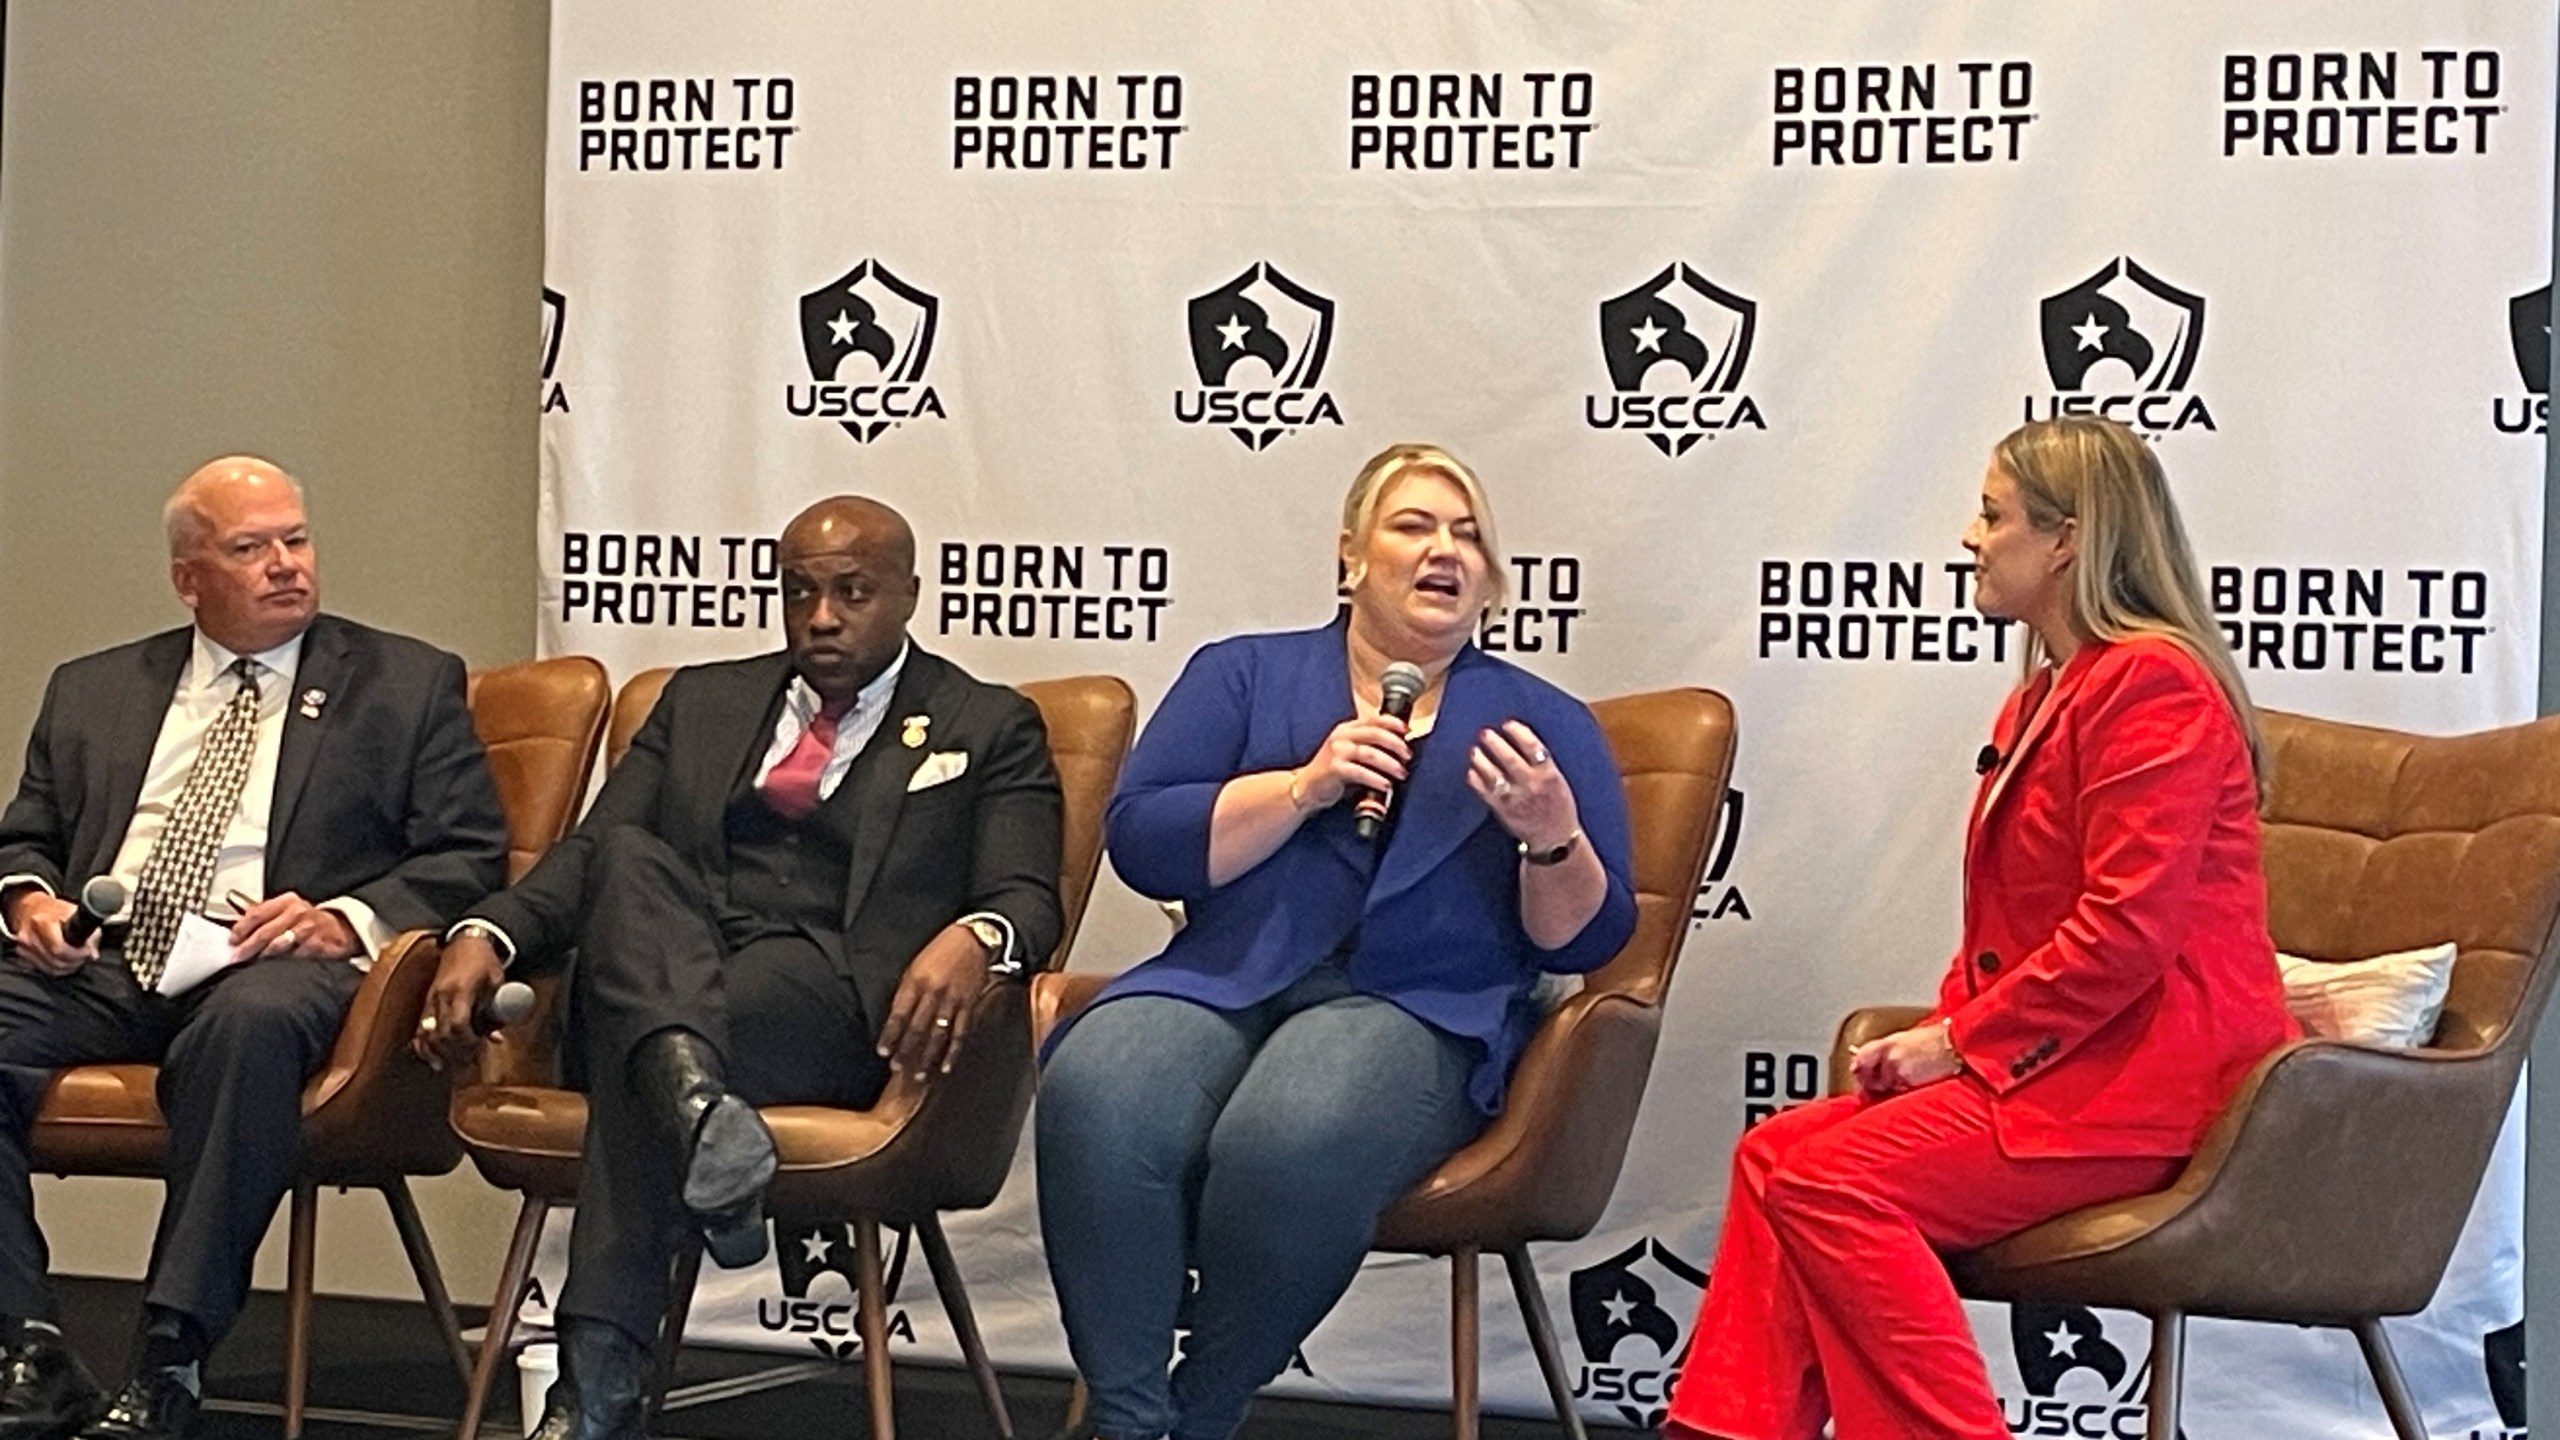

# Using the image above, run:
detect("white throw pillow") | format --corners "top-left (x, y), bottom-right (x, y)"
top-left (2275, 941), bottom-right (2458, 1048)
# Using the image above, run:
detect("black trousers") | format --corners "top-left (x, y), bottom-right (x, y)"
top-left (557, 826), bottom-right (887, 1342)
top-left (0, 949), bottom-right (359, 1343)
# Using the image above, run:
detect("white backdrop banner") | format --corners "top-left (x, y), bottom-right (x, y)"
top-left (531, 2), bottom-right (2552, 1434)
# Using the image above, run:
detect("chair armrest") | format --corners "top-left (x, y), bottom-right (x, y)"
top-left (1958, 1035), bottom-right (2523, 1322)
top-left (301, 930), bottom-right (467, 1178)
top-left (1829, 1004), bottom-right (1932, 1096)
top-left (1030, 971), bottom-right (1111, 1053)
top-left (766, 978), bottom-right (1037, 1221)
top-left (307, 930), bottom-right (440, 1113)
top-left (1379, 987), bottom-right (1665, 1248)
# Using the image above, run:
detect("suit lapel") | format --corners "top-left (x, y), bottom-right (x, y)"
top-left (1368, 646), bottom-right (1499, 906)
top-left (265, 619), bottom-right (350, 862)
top-left (1967, 646), bottom-right (2102, 870)
top-left (1286, 623), bottom-right (1372, 879)
top-left (93, 630), bottom-right (193, 875)
top-left (836, 651), bottom-right (939, 930)
top-left (694, 654), bottom-right (796, 845)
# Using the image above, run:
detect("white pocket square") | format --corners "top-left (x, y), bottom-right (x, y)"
top-left (906, 750), bottom-right (970, 792)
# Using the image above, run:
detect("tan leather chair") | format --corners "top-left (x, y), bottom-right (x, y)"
top-left (1031, 687), bottom-right (1739, 1440)
top-left (1830, 707), bottom-right (2560, 1440)
top-left (25, 655), bottom-right (609, 1440)
top-left (452, 669), bottom-right (1136, 1440)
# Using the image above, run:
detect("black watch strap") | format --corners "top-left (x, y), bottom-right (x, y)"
top-left (1518, 829), bottom-right (1583, 866)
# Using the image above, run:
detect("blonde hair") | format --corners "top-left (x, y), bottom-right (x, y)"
top-left (1995, 417), bottom-right (2264, 792)
top-left (1338, 443), bottom-right (1508, 612)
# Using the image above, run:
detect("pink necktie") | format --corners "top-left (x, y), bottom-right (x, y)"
top-left (759, 702), bottom-right (850, 819)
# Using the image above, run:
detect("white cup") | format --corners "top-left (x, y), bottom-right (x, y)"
top-left (517, 1340), bottom-right (560, 1438)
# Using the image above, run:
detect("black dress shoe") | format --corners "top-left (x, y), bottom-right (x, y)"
top-left (634, 1029), bottom-right (777, 1268)
top-left (72, 1369), bottom-right (194, 1440)
top-left (525, 1320), bottom-right (649, 1440)
top-left (0, 1334), bottom-right (103, 1440)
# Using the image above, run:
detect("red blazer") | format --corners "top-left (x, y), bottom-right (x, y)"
top-left (1930, 635), bottom-right (2295, 1159)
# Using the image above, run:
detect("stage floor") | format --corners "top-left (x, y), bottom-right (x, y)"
top-left (52, 1276), bottom-right (1644, 1439)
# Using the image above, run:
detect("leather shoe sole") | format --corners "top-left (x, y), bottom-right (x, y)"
top-left (684, 1093), bottom-right (777, 1268)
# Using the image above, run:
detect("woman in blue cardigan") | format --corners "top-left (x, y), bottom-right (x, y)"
top-left (1036, 443), bottom-right (1638, 1440)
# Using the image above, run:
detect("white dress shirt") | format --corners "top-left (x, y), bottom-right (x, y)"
top-left (752, 641), bottom-right (908, 800)
top-left (5, 629), bottom-right (393, 968)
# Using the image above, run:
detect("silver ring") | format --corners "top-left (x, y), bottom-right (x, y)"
top-left (1528, 746), bottom-right (1550, 766)
top-left (1493, 778), bottom-right (1514, 797)
top-left (278, 927), bottom-right (297, 950)
top-left (933, 1016), bottom-right (952, 1029)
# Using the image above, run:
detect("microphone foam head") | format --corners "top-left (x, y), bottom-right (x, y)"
top-left (490, 981), bottom-right (537, 1026)
top-left (79, 876), bottom-right (129, 919)
top-left (1380, 661), bottom-right (1427, 706)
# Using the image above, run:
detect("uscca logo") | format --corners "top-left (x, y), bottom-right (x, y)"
top-left (788, 260), bottom-right (948, 443)
top-left (2002, 1302), bottom-right (2150, 1438)
top-left (757, 1221), bottom-right (915, 1361)
top-left (1567, 1238), bottom-right (1706, 1427)
top-left (1174, 262), bottom-right (1344, 450)
top-left (2028, 258), bottom-right (2216, 434)
top-left (540, 286), bottom-right (570, 415)
top-left (2495, 284), bottom-right (2549, 436)
top-left (2483, 1317), bottom-right (2524, 1433)
top-left (1585, 265), bottom-right (1766, 457)
top-left (1691, 787), bottom-right (1751, 923)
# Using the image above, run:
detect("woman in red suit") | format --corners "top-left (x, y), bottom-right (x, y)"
top-left (1662, 416), bottom-right (2296, 1440)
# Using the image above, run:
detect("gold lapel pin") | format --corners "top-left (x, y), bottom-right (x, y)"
top-left (298, 688), bottom-right (327, 719)
top-left (900, 714), bottom-right (930, 749)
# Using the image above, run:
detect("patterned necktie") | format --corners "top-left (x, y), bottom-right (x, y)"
top-left (125, 659), bottom-right (263, 989)
top-left (759, 698), bottom-right (851, 820)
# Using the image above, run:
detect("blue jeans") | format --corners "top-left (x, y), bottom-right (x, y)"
top-left (1036, 967), bottom-right (1485, 1440)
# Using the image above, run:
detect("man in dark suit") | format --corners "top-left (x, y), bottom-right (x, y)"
top-left (0, 456), bottom-right (508, 1440)
top-left (418, 495), bottom-right (1063, 1440)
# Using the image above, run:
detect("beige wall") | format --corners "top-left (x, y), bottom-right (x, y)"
top-left (0, 2), bottom-right (549, 1300)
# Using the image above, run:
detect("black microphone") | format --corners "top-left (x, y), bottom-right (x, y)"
top-left (1355, 662), bottom-right (1428, 842)
top-left (472, 980), bottom-right (536, 1037)
top-left (63, 877), bottom-right (128, 946)
top-left (1976, 744), bottom-right (2002, 776)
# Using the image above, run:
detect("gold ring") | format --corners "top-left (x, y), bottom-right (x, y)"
top-left (418, 1015), bottom-right (440, 1034)
top-left (933, 1016), bottom-right (953, 1029)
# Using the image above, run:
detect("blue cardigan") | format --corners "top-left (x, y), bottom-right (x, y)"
top-left (1074, 620), bottom-right (1637, 1112)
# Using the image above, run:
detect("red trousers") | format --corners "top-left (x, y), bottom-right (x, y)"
top-left (1662, 1080), bottom-right (2181, 1440)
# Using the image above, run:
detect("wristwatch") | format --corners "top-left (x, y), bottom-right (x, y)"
top-left (1518, 829), bottom-right (1583, 866)
top-left (963, 916), bottom-right (1023, 978)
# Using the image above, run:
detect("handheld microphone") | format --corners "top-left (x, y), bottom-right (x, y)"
top-left (1975, 744), bottom-right (2002, 777)
top-left (64, 877), bottom-right (129, 946)
top-left (1354, 662), bottom-right (1428, 843)
top-left (472, 981), bottom-right (537, 1037)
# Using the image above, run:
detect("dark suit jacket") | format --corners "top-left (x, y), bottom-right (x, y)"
top-left (0, 614), bottom-right (509, 938)
top-left (470, 646), bottom-right (1064, 1029)
top-left (1929, 635), bottom-right (2295, 1158)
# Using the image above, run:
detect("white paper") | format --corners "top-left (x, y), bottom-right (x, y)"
top-left (153, 912), bottom-right (243, 998)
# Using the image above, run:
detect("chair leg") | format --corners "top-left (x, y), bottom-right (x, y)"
top-left (283, 1181), bottom-right (318, 1440)
top-left (2352, 1317), bottom-right (2432, 1440)
top-left (1450, 1245), bottom-right (1480, 1440)
top-left (648, 1238), bottom-right (704, 1424)
top-left (382, 1180), bottom-right (474, 1389)
top-left (2145, 1309), bottom-right (2184, 1440)
top-left (1500, 1245), bottom-right (1588, 1440)
top-left (456, 1198), bottom-right (548, 1440)
top-left (918, 1214), bottom-right (1014, 1439)
top-left (855, 1217), bottom-right (898, 1440)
